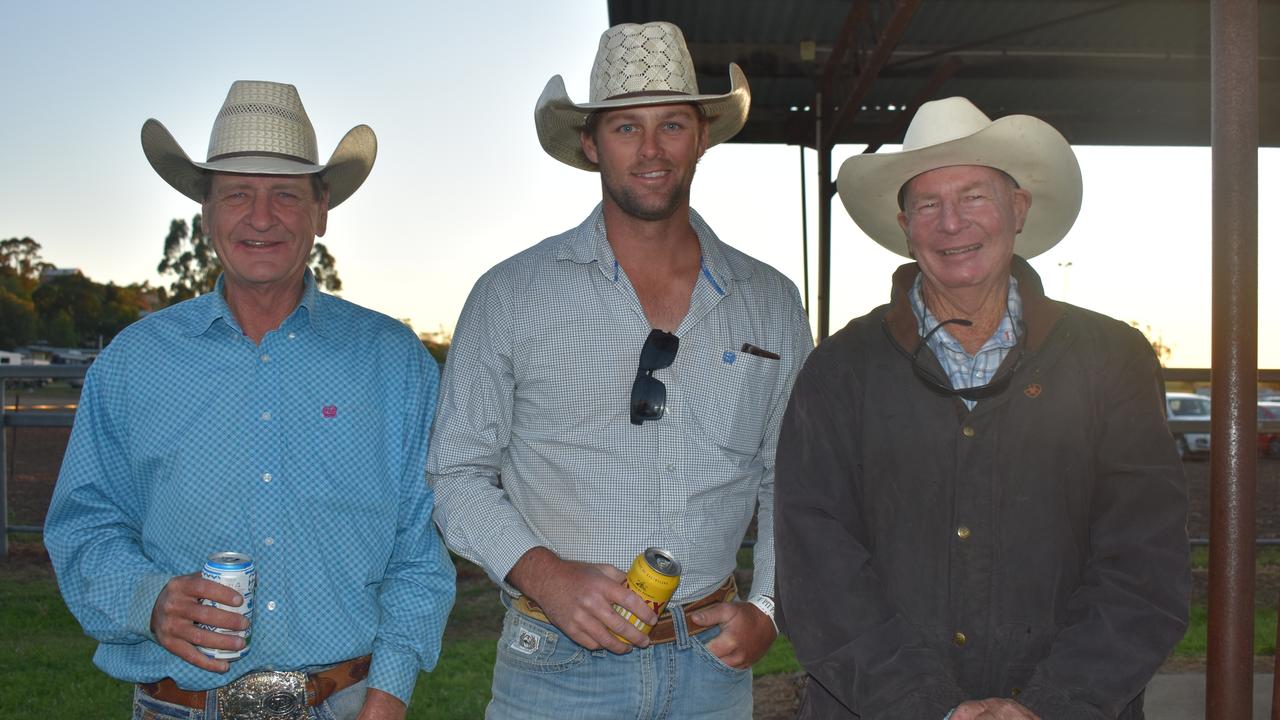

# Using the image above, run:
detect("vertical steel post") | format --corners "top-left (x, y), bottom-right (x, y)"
top-left (1, 381), bottom-right (7, 558)
top-left (800, 146), bottom-right (811, 315)
top-left (1207, 0), bottom-right (1259, 717)
top-left (817, 91), bottom-right (832, 341)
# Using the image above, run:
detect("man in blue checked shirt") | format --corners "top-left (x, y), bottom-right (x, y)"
top-left (428, 22), bottom-right (812, 718)
top-left (44, 81), bottom-right (454, 720)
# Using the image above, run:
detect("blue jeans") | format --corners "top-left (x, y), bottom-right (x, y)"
top-left (131, 678), bottom-right (367, 719)
top-left (488, 598), bottom-right (753, 719)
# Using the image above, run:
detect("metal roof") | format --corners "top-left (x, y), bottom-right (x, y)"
top-left (608, 0), bottom-right (1280, 148)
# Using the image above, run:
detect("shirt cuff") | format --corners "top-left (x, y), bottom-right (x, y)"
top-left (367, 644), bottom-right (419, 706)
top-left (127, 573), bottom-right (173, 639)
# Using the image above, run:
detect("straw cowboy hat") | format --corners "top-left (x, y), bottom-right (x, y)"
top-left (535, 21), bottom-right (750, 171)
top-left (141, 80), bottom-right (376, 208)
top-left (837, 96), bottom-right (1083, 259)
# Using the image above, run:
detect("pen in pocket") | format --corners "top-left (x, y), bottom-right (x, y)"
top-left (741, 343), bottom-right (781, 360)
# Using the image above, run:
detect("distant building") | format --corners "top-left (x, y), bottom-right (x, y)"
top-left (39, 267), bottom-right (82, 282)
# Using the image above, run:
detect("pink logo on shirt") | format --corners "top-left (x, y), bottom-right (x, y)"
top-left (322, 405), bottom-right (338, 418)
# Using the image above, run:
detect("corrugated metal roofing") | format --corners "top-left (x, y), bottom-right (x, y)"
top-left (608, 0), bottom-right (1280, 147)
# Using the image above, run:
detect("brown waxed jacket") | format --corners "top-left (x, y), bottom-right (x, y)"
top-left (776, 257), bottom-right (1190, 719)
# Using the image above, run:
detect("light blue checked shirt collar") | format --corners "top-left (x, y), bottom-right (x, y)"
top-left (908, 273), bottom-right (1023, 409)
top-left (178, 269), bottom-right (329, 339)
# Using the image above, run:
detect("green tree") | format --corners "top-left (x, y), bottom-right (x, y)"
top-left (0, 236), bottom-right (54, 281)
top-left (158, 214), bottom-right (343, 304)
top-left (0, 289), bottom-right (39, 349)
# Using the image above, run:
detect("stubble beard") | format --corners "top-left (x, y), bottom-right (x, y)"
top-left (600, 162), bottom-right (697, 222)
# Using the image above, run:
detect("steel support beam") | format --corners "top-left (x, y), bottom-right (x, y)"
top-left (815, 0), bottom-right (921, 340)
top-left (1207, 0), bottom-right (1259, 717)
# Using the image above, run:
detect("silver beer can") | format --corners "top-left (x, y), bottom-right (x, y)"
top-left (197, 551), bottom-right (255, 660)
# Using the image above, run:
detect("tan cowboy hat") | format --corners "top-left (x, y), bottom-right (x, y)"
top-left (141, 80), bottom-right (376, 208)
top-left (837, 96), bottom-right (1082, 259)
top-left (535, 21), bottom-right (750, 171)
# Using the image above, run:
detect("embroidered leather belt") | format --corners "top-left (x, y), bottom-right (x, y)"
top-left (512, 576), bottom-right (737, 644)
top-left (138, 654), bottom-right (370, 717)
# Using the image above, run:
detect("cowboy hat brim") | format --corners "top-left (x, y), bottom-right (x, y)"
top-left (140, 119), bottom-right (377, 208)
top-left (836, 113), bottom-right (1083, 259)
top-left (534, 63), bottom-right (750, 171)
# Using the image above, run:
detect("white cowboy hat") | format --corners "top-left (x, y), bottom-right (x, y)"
top-left (534, 21), bottom-right (750, 171)
top-left (141, 80), bottom-right (376, 208)
top-left (836, 96), bottom-right (1082, 258)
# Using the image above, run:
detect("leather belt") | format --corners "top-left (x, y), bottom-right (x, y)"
top-left (512, 576), bottom-right (737, 644)
top-left (138, 654), bottom-right (371, 710)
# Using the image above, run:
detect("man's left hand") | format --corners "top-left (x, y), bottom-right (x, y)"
top-left (356, 688), bottom-right (406, 720)
top-left (689, 600), bottom-right (777, 669)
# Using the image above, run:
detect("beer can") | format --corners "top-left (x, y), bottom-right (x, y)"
top-left (613, 547), bottom-right (681, 640)
top-left (197, 551), bottom-right (255, 660)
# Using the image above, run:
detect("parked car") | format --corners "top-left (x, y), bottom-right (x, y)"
top-left (1259, 402), bottom-right (1280, 457)
top-left (1166, 392), bottom-right (1211, 459)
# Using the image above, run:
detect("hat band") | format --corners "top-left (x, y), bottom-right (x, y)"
top-left (207, 150), bottom-right (318, 166)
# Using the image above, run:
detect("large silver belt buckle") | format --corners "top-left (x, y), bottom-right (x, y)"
top-left (216, 670), bottom-right (309, 720)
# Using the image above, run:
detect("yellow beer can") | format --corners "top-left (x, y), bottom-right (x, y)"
top-left (614, 547), bottom-right (681, 640)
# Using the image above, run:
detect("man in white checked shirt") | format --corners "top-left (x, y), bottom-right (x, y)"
top-left (427, 21), bottom-right (811, 718)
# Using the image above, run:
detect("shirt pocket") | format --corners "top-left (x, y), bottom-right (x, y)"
top-left (680, 346), bottom-right (780, 456)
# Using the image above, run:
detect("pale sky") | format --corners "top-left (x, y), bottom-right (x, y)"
top-left (3, 1), bottom-right (1277, 368)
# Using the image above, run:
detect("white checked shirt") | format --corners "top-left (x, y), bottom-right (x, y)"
top-left (428, 204), bottom-right (812, 603)
top-left (909, 273), bottom-right (1023, 410)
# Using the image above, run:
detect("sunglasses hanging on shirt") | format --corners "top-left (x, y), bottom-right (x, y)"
top-left (630, 329), bottom-right (680, 425)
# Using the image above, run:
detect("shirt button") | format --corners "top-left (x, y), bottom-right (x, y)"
top-left (262, 472), bottom-right (272, 483)
top-left (666, 464), bottom-right (676, 473)
top-left (260, 354), bottom-right (271, 363)
top-left (261, 411), bottom-right (271, 421)
top-left (956, 525), bottom-right (971, 540)
top-left (962, 426), bottom-right (976, 438)
top-left (287, 332), bottom-right (296, 340)
top-left (953, 631), bottom-right (967, 646)
top-left (264, 537), bottom-right (274, 546)
top-left (267, 600), bottom-right (277, 611)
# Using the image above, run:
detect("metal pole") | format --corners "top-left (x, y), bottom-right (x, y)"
top-left (816, 91), bottom-right (832, 341)
top-left (1, 381), bottom-right (7, 558)
top-left (800, 146), bottom-right (811, 316)
top-left (1207, 0), bottom-right (1259, 717)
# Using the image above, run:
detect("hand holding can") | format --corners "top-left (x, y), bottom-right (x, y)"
top-left (196, 552), bottom-right (256, 661)
top-left (613, 548), bottom-right (681, 642)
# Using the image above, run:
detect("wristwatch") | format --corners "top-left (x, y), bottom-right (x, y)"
top-left (748, 595), bottom-right (778, 633)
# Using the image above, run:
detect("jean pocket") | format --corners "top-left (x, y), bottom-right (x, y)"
top-left (132, 687), bottom-right (197, 719)
top-left (689, 626), bottom-right (751, 678)
top-left (494, 610), bottom-right (594, 674)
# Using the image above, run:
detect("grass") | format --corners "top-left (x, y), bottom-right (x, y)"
top-left (18, 543), bottom-right (1280, 716)
top-left (0, 550), bottom-right (801, 717)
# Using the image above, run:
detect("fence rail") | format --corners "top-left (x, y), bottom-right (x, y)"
top-left (4, 366), bottom-right (1280, 557)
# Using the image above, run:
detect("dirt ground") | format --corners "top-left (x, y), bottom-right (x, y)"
top-left (4, 426), bottom-right (1279, 718)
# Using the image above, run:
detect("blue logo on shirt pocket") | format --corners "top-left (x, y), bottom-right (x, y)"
top-left (723, 351), bottom-right (736, 364)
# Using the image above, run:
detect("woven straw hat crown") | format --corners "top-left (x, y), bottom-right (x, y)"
top-left (535, 21), bottom-right (750, 171)
top-left (141, 80), bottom-right (376, 208)
top-left (206, 81), bottom-right (320, 164)
top-left (590, 22), bottom-right (701, 100)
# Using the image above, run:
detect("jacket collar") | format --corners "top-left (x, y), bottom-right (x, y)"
top-left (883, 255), bottom-right (1062, 354)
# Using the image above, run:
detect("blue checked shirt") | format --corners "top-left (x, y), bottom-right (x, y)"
top-left (44, 272), bottom-right (455, 704)
top-left (428, 204), bottom-right (812, 604)
top-left (908, 273), bottom-right (1023, 410)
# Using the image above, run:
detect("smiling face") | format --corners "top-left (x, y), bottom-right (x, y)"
top-left (896, 164), bottom-right (1031, 293)
top-left (202, 173), bottom-right (328, 300)
top-left (580, 103), bottom-right (708, 222)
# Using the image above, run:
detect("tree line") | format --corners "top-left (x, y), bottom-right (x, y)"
top-left (1, 216), bottom-right (343, 351)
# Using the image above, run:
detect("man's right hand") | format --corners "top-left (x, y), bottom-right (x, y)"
top-left (150, 572), bottom-right (248, 673)
top-left (506, 547), bottom-right (658, 654)
top-left (951, 698), bottom-right (1041, 720)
